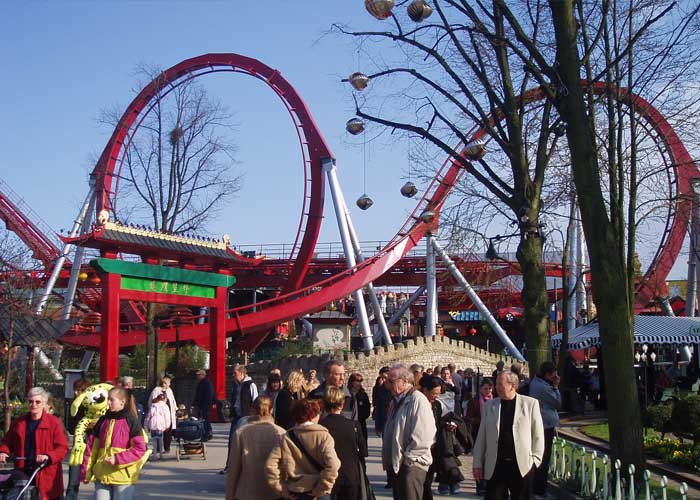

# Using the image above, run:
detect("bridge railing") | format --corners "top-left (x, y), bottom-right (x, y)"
top-left (549, 436), bottom-right (689, 500)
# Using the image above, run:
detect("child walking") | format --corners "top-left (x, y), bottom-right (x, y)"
top-left (81, 386), bottom-right (150, 500)
top-left (145, 393), bottom-right (171, 460)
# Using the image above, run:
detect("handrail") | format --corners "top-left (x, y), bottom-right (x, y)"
top-left (549, 436), bottom-right (690, 500)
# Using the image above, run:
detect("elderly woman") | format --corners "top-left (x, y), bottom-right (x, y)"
top-left (0, 387), bottom-right (69, 500)
top-left (226, 396), bottom-right (285, 500)
top-left (147, 376), bottom-right (177, 453)
top-left (265, 399), bottom-right (340, 500)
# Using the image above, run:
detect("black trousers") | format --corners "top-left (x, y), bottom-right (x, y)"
top-left (163, 427), bottom-right (173, 453)
top-left (485, 461), bottom-right (534, 500)
top-left (422, 464), bottom-right (435, 500)
top-left (534, 428), bottom-right (555, 495)
top-left (331, 475), bottom-right (361, 500)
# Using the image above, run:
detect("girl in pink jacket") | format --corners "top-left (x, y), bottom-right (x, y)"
top-left (144, 393), bottom-right (171, 460)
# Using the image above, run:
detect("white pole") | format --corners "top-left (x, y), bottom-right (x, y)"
top-left (36, 184), bottom-right (95, 313)
top-left (61, 177), bottom-right (97, 320)
top-left (322, 158), bottom-right (374, 350)
top-left (386, 286), bottom-right (426, 326)
top-left (576, 208), bottom-right (587, 325)
top-left (329, 169), bottom-right (391, 345)
top-left (430, 237), bottom-right (525, 361)
top-left (567, 197), bottom-right (578, 332)
top-left (425, 233), bottom-right (438, 337)
top-left (688, 180), bottom-right (700, 316)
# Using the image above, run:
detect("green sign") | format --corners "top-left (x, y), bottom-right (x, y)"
top-left (121, 276), bottom-right (215, 299)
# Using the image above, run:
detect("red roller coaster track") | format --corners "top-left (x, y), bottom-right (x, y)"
top-left (3, 54), bottom-right (697, 352)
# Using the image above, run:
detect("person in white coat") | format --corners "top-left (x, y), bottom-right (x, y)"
top-left (472, 371), bottom-right (544, 500)
top-left (148, 376), bottom-right (177, 454)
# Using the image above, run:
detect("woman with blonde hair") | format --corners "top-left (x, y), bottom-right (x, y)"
top-left (226, 396), bottom-right (285, 500)
top-left (275, 370), bottom-right (305, 429)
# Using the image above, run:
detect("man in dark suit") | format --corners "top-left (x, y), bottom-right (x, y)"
top-left (320, 386), bottom-right (369, 500)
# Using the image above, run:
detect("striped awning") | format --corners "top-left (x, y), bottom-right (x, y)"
top-left (551, 315), bottom-right (700, 350)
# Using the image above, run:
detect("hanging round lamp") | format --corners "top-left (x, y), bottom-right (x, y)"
top-left (407, 0), bottom-right (432, 21)
top-left (357, 194), bottom-right (374, 210)
top-left (464, 138), bottom-right (487, 161)
top-left (346, 117), bottom-right (365, 135)
top-left (365, 0), bottom-right (395, 20)
top-left (349, 72), bottom-right (369, 91)
top-left (419, 209), bottom-right (436, 223)
top-left (400, 181), bottom-right (418, 198)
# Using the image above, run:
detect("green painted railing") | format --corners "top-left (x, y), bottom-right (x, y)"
top-left (549, 437), bottom-right (690, 500)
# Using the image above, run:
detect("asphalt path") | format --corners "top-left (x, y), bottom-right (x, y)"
top-left (63, 422), bottom-right (480, 499)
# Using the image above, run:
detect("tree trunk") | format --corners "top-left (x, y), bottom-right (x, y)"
top-left (516, 234), bottom-right (550, 374)
top-left (549, 0), bottom-right (644, 471)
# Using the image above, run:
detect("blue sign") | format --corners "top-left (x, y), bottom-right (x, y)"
top-left (448, 310), bottom-right (481, 322)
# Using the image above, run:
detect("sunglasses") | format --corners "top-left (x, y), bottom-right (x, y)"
top-left (28, 400), bottom-right (43, 405)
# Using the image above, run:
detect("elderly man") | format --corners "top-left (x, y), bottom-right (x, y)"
top-left (382, 363), bottom-right (436, 500)
top-left (309, 360), bottom-right (356, 419)
top-left (473, 371), bottom-right (544, 500)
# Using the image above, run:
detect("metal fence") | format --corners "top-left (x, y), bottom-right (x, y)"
top-left (550, 437), bottom-right (690, 500)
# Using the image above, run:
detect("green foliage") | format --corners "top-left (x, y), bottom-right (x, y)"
top-left (643, 403), bottom-right (674, 437)
top-left (166, 344), bottom-right (206, 376)
top-left (644, 437), bottom-right (700, 472)
top-left (278, 338), bottom-right (314, 357)
top-left (670, 395), bottom-right (700, 445)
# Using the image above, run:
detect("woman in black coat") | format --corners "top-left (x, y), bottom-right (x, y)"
top-left (348, 373), bottom-right (371, 445)
top-left (320, 387), bottom-right (371, 500)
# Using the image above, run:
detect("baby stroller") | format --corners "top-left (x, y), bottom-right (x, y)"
top-left (172, 418), bottom-right (208, 462)
top-left (0, 460), bottom-right (47, 500)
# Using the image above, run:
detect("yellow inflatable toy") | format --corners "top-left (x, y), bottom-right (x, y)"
top-left (68, 382), bottom-right (113, 466)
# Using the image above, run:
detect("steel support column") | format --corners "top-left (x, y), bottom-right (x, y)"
top-left (425, 233), bottom-right (438, 337)
top-left (36, 184), bottom-right (95, 313)
top-left (430, 237), bottom-right (525, 361)
top-left (686, 179), bottom-right (700, 316)
top-left (386, 286), bottom-right (426, 327)
top-left (100, 272), bottom-right (121, 383)
top-left (322, 158), bottom-right (373, 350)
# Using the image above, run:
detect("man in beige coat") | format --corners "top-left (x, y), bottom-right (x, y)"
top-left (472, 371), bottom-right (544, 500)
top-left (226, 396), bottom-right (285, 500)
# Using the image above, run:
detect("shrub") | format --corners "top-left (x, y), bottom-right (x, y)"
top-left (670, 395), bottom-right (700, 447)
top-left (643, 403), bottom-right (674, 438)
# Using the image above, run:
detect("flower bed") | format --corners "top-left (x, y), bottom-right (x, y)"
top-left (644, 437), bottom-right (700, 472)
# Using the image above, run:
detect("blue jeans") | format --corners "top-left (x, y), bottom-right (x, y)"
top-left (94, 482), bottom-right (134, 500)
top-left (151, 430), bottom-right (164, 454)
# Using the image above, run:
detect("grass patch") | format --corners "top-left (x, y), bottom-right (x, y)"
top-left (580, 423), bottom-right (610, 441)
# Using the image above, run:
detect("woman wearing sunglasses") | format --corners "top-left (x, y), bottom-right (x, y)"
top-left (0, 387), bottom-right (69, 500)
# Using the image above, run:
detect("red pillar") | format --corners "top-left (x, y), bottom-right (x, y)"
top-left (210, 286), bottom-right (227, 401)
top-left (100, 272), bottom-right (121, 383)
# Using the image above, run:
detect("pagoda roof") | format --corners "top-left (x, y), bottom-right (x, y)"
top-left (62, 221), bottom-right (262, 267)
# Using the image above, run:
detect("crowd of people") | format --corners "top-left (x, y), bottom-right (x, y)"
top-left (0, 357), bottom-right (563, 500)
top-left (219, 358), bottom-right (561, 500)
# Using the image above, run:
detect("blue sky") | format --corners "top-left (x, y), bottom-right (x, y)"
top-left (0, 2), bottom-right (690, 281)
top-left (0, 1), bottom-right (419, 253)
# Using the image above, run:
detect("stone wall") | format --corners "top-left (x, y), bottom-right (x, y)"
top-left (245, 336), bottom-right (527, 399)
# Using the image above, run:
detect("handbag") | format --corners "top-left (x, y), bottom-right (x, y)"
top-left (287, 430), bottom-right (323, 471)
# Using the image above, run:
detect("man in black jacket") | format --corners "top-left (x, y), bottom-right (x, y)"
top-left (221, 364), bottom-right (258, 474)
top-left (192, 370), bottom-right (214, 422)
top-left (320, 386), bottom-right (369, 500)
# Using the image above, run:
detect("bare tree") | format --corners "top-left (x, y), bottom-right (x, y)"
top-left (338, 0), bottom-right (700, 472)
top-left (0, 229), bottom-right (42, 432)
top-left (102, 63), bottom-right (242, 235)
top-left (334, 0), bottom-right (565, 373)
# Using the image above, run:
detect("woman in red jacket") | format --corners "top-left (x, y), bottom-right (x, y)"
top-left (0, 387), bottom-right (69, 500)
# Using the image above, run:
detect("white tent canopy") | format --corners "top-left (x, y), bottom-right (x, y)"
top-left (551, 315), bottom-right (700, 350)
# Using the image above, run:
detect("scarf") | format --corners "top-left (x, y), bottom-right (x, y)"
top-left (479, 393), bottom-right (493, 415)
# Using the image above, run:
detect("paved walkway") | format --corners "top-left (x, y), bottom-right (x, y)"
top-left (65, 422), bottom-right (480, 499)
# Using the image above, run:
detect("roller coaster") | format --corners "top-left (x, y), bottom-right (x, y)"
top-left (2, 54), bottom-right (698, 395)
